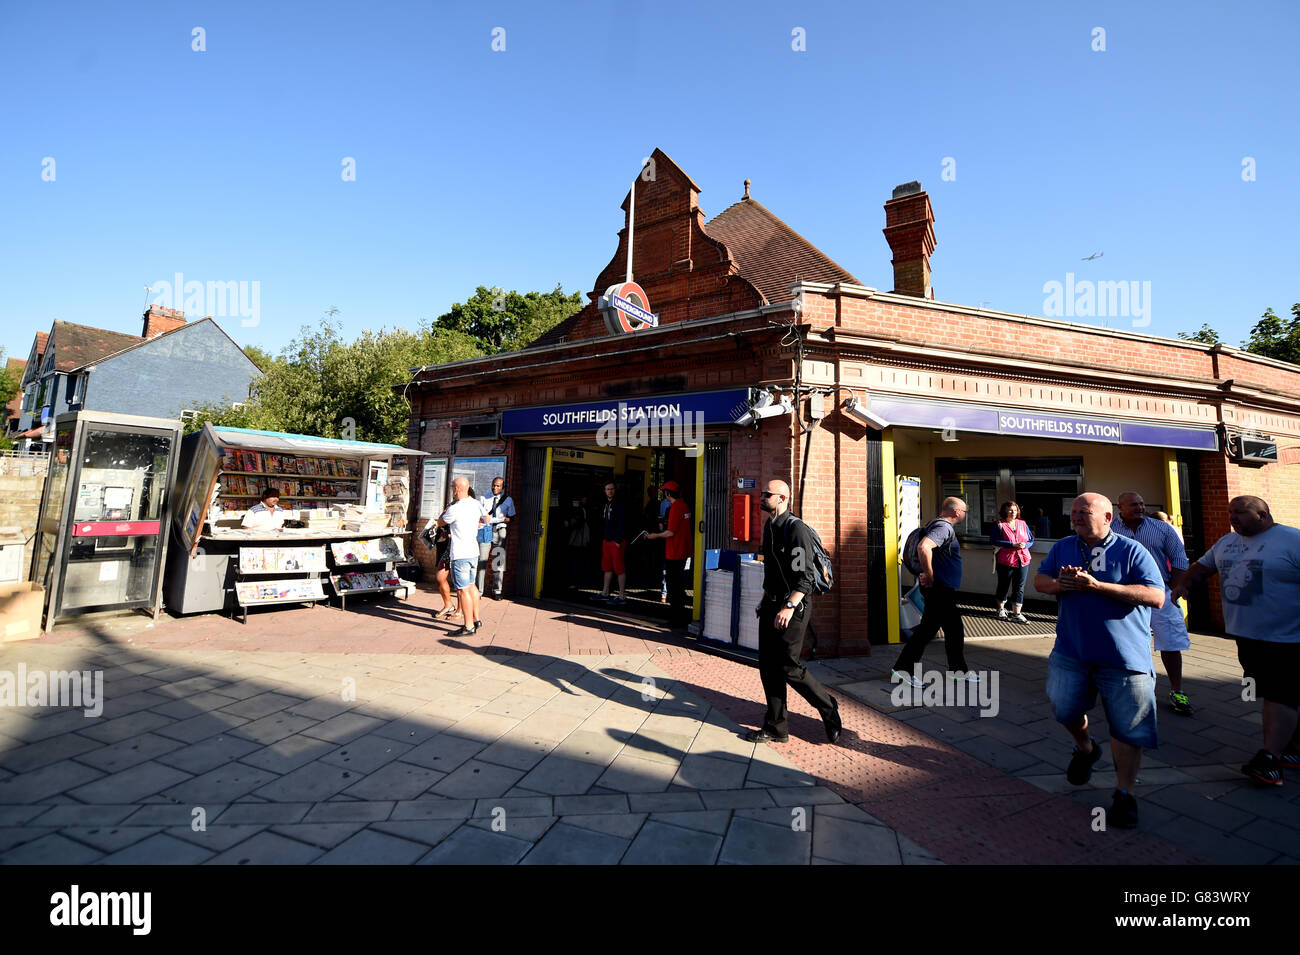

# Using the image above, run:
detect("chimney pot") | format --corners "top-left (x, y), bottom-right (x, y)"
top-left (882, 182), bottom-right (936, 299)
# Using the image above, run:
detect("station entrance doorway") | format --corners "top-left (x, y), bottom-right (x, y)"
top-left (513, 440), bottom-right (719, 626)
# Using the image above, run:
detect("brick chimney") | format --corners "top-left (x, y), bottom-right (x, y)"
top-left (142, 304), bottom-right (186, 339)
top-left (882, 181), bottom-right (936, 299)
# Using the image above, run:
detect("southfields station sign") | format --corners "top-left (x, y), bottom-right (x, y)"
top-left (502, 389), bottom-right (751, 436)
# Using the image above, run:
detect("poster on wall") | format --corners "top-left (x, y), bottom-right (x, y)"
top-left (451, 457), bottom-right (507, 505)
top-left (419, 458), bottom-right (448, 520)
top-left (982, 489), bottom-right (998, 525)
top-left (897, 476), bottom-right (921, 558)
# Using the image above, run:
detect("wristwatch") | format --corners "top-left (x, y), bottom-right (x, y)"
top-left (783, 600), bottom-right (796, 610)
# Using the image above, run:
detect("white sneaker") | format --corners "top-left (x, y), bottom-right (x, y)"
top-left (951, 671), bottom-right (982, 683)
top-left (891, 668), bottom-right (925, 688)
top-left (996, 607), bottom-right (1008, 620)
top-left (1012, 612), bottom-right (1028, 624)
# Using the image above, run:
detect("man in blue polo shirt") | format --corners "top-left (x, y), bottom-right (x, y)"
top-left (1035, 493), bottom-right (1166, 829)
top-left (1111, 491), bottom-right (1194, 715)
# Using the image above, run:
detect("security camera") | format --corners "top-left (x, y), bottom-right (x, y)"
top-left (735, 390), bottom-right (774, 426)
top-left (842, 396), bottom-right (889, 429)
top-left (751, 396), bottom-right (794, 421)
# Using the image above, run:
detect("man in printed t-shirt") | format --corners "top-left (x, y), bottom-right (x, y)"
top-left (1173, 496), bottom-right (1300, 787)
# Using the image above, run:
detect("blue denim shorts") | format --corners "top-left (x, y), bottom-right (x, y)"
top-left (451, 558), bottom-right (475, 590)
top-left (1045, 651), bottom-right (1158, 749)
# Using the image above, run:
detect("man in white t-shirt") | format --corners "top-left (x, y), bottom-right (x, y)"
top-left (438, 476), bottom-right (484, 635)
top-left (1173, 496), bottom-right (1300, 786)
top-left (242, 488), bottom-right (287, 529)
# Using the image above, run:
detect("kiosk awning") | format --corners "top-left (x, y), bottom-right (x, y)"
top-left (211, 426), bottom-right (427, 459)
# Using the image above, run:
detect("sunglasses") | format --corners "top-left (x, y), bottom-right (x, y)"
top-left (760, 491), bottom-right (784, 498)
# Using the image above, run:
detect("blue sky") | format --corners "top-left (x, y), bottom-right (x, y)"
top-left (2, 0), bottom-right (1297, 364)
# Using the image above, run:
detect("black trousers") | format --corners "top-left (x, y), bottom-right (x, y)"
top-left (665, 558), bottom-right (688, 625)
top-left (758, 595), bottom-right (835, 737)
top-left (893, 582), bottom-right (969, 674)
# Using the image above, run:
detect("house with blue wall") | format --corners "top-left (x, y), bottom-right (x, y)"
top-left (14, 306), bottom-right (262, 449)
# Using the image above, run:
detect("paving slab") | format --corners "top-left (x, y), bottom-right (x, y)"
top-left (99, 832), bottom-right (215, 865)
top-left (812, 811), bottom-right (903, 864)
top-left (417, 824), bottom-right (533, 865)
top-left (163, 763), bottom-right (280, 804)
top-left (165, 823), bottom-right (269, 851)
top-left (206, 831), bottom-right (325, 865)
top-left (269, 822), bottom-right (370, 849)
top-left (68, 760), bottom-right (191, 804)
top-left (717, 815), bottom-right (811, 865)
top-left (622, 820), bottom-right (723, 865)
top-left (400, 734), bottom-right (487, 773)
top-left (369, 818), bottom-right (462, 847)
top-left (214, 802), bottom-right (312, 825)
top-left (154, 735), bottom-right (263, 775)
top-left (520, 822), bottom-right (629, 865)
top-left (562, 812), bottom-right (648, 839)
top-left (1, 832), bottom-right (104, 864)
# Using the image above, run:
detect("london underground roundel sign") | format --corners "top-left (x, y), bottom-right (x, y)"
top-left (600, 281), bottom-right (659, 334)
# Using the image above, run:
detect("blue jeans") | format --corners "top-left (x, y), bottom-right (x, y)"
top-left (1046, 651), bottom-right (1158, 749)
top-left (995, 563), bottom-right (1028, 607)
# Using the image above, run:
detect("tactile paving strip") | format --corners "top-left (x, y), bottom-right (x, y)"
top-left (656, 654), bottom-right (1203, 865)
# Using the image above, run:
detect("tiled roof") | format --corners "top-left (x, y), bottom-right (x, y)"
top-left (704, 197), bottom-right (862, 304)
top-left (46, 321), bottom-right (143, 372)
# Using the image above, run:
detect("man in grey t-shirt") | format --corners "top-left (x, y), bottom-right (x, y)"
top-left (1173, 496), bottom-right (1300, 786)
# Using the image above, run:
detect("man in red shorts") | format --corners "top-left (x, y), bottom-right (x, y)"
top-left (593, 481), bottom-right (629, 605)
top-left (648, 480), bottom-right (693, 628)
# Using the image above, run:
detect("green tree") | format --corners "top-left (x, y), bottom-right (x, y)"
top-left (181, 310), bottom-right (489, 443)
top-left (1177, 323), bottom-right (1221, 345)
top-left (1244, 304), bottom-right (1300, 365)
top-left (0, 349), bottom-right (20, 451)
top-left (241, 344), bottom-right (277, 372)
top-left (433, 284), bottom-right (583, 352)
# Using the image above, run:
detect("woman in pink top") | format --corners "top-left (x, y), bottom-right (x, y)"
top-left (990, 500), bottom-right (1034, 623)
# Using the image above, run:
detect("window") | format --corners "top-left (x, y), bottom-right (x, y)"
top-left (936, 457), bottom-right (1084, 541)
top-left (457, 418), bottom-right (499, 441)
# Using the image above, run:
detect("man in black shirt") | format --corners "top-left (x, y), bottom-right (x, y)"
top-left (747, 479), bottom-right (842, 745)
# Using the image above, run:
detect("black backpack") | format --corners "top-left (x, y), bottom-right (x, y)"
top-left (780, 516), bottom-right (834, 595)
top-left (902, 519), bottom-right (948, 576)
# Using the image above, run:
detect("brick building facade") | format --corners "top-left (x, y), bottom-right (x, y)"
top-left (403, 149), bottom-right (1300, 656)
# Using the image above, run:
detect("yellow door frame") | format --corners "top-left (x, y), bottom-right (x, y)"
top-left (882, 429), bottom-right (902, 643)
top-left (1162, 450), bottom-right (1189, 623)
top-left (533, 447), bottom-right (554, 598)
top-left (692, 443), bottom-right (704, 621)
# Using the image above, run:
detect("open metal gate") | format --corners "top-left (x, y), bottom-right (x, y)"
top-left (702, 440), bottom-right (729, 549)
top-left (514, 445), bottom-right (547, 596)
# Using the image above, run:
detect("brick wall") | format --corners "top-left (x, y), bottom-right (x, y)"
top-left (0, 470), bottom-right (48, 581)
